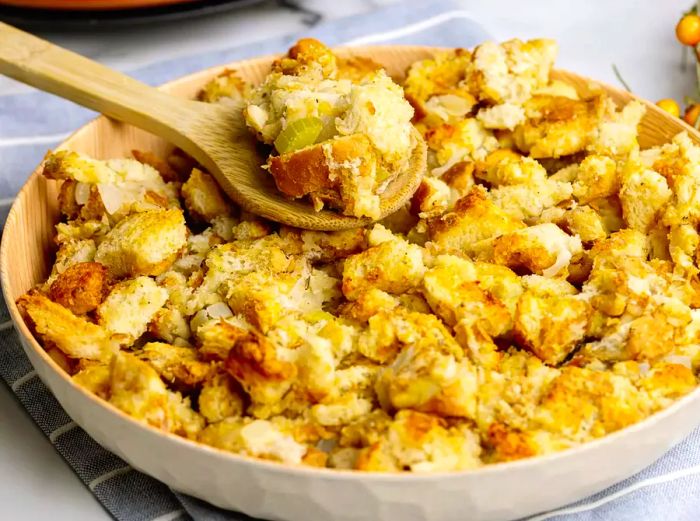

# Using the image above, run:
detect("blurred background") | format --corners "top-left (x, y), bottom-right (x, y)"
top-left (0, 1), bottom-right (696, 519)
top-left (0, 0), bottom-right (696, 103)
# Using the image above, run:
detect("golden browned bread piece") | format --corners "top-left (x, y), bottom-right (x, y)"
top-left (268, 134), bottom-right (380, 217)
top-left (271, 38), bottom-right (337, 78)
top-left (48, 262), bottom-right (110, 315)
top-left (132, 149), bottom-right (181, 183)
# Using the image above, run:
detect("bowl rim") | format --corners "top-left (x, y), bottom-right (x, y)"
top-left (3, 44), bottom-right (700, 482)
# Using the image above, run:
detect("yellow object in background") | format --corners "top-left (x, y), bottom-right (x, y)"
top-left (656, 98), bottom-right (681, 117)
top-left (677, 14), bottom-right (700, 46)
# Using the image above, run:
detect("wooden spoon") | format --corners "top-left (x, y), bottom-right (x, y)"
top-left (0, 23), bottom-right (426, 231)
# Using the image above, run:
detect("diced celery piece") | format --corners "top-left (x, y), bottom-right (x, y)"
top-left (274, 117), bottom-right (324, 154)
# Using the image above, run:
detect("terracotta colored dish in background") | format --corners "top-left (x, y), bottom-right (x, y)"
top-left (4, 46), bottom-right (700, 521)
top-left (0, 0), bottom-right (197, 9)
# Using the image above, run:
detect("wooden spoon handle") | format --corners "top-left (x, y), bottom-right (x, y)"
top-left (0, 22), bottom-right (195, 138)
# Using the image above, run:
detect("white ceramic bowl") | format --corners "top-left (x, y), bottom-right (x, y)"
top-left (3, 45), bottom-right (700, 521)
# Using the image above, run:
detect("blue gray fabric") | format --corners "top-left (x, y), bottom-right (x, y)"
top-left (1, 1), bottom-right (699, 520)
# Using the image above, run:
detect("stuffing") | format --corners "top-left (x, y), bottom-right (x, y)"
top-left (297, 227), bottom-right (367, 263)
top-left (561, 205), bottom-right (608, 243)
top-left (353, 411), bottom-right (482, 472)
top-left (535, 366), bottom-right (650, 441)
top-left (422, 259), bottom-right (512, 335)
top-left (18, 292), bottom-right (117, 362)
top-left (464, 38), bottom-right (558, 105)
top-left (476, 103), bottom-right (526, 130)
top-left (427, 187), bottom-right (526, 255)
top-left (587, 98), bottom-right (645, 157)
top-left (491, 223), bottom-right (583, 277)
top-left (514, 291), bottom-right (590, 365)
top-left (424, 118), bottom-right (499, 175)
top-left (136, 342), bottom-right (216, 389)
top-left (20, 39), bottom-right (700, 474)
top-left (488, 177), bottom-right (573, 222)
top-left (48, 262), bottom-right (110, 315)
top-left (109, 352), bottom-right (204, 437)
top-left (197, 69), bottom-right (250, 103)
top-left (181, 168), bottom-right (232, 222)
top-left (411, 177), bottom-right (452, 218)
top-left (268, 134), bottom-right (382, 218)
top-left (342, 225), bottom-right (425, 300)
top-left (475, 150), bottom-right (546, 187)
top-left (224, 331), bottom-right (297, 415)
top-left (572, 155), bottom-right (619, 204)
top-left (245, 40), bottom-right (414, 218)
top-left (619, 165), bottom-right (672, 232)
top-left (96, 276), bottom-right (168, 342)
top-left (43, 150), bottom-right (179, 219)
top-left (198, 372), bottom-right (245, 423)
top-left (199, 417), bottom-right (307, 464)
top-left (512, 95), bottom-right (598, 158)
top-left (131, 150), bottom-right (180, 183)
top-left (403, 49), bottom-right (474, 124)
top-left (95, 209), bottom-right (187, 277)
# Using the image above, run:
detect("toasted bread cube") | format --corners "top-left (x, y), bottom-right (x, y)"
top-left (48, 262), bottom-right (110, 315)
top-left (339, 288), bottom-right (398, 323)
top-left (422, 261), bottom-right (512, 335)
top-left (97, 276), bottom-right (168, 342)
top-left (298, 228), bottom-right (367, 263)
top-left (572, 155), bottom-right (618, 204)
top-left (514, 291), bottom-right (590, 365)
top-left (269, 134), bottom-right (381, 218)
top-left (271, 38), bottom-right (337, 78)
top-left (375, 337), bottom-right (477, 418)
top-left (475, 150), bottom-right (546, 187)
top-left (589, 228), bottom-right (649, 262)
top-left (225, 331), bottom-right (297, 415)
top-left (513, 95), bottom-right (597, 158)
top-left (148, 307), bottom-right (191, 344)
top-left (18, 292), bottom-right (116, 362)
top-left (342, 227), bottom-right (425, 300)
top-left (199, 372), bottom-right (245, 423)
top-left (403, 49), bottom-right (473, 124)
top-left (536, 367), bottom-right (649, 439)
top-left (626, 315), bottom-right (676, 363)
top-left (181, 168), bottom-right (232, 222)
top-left (639, 362), bottom-right (697, 408)
top-left (411, 177), bottom-right (451, 218)
top-left (476, 103), bottom-right (526, 131)
top-left (488, 178), bottom-right (573, 221)
top-left (425, 118), bottom-right (499, 171)
top-left (131, 149), bottom-right (180, 183)
top-left (465, 39), bottom-right (557, 105)
top-left (669, 224), bottom-right (699, 273)
top-left (492, 223), bottom-right (582, 277)
top-left (619, 167), bottom-right (671, 232)
top-left (427, 187), bottom-right (526, 254)
top-left (109, 352), bottom-right (204, 438)
top-left (197, 69), bottom-right (250, 103)
top-left (196, 317), bottom-right (250, 361)
top-left (354, 410), bottom-right (481, 472)
top-left (588, 98), bottom-right (644, 157)
top-left (561, 205), bottom-right (607, 242)
top-left (136, 342), bottom-right (215, 388)
top-left (72, 364), bottom-right (111, 399)
top-left (95, 209), bottom-right (187, 277)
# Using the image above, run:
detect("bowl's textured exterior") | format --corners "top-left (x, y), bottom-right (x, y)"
top-left (4, 46), bottom-right (700, 521)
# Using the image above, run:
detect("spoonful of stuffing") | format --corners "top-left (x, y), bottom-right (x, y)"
top-left (0, 27), bottom-right (426, 231)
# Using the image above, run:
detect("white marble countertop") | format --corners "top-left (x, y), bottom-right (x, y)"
top-left (0, 1), bottom-right (694, 519)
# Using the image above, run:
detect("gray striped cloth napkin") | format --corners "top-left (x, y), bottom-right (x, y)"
top-left (1, 1), bottom-right (700, 520)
